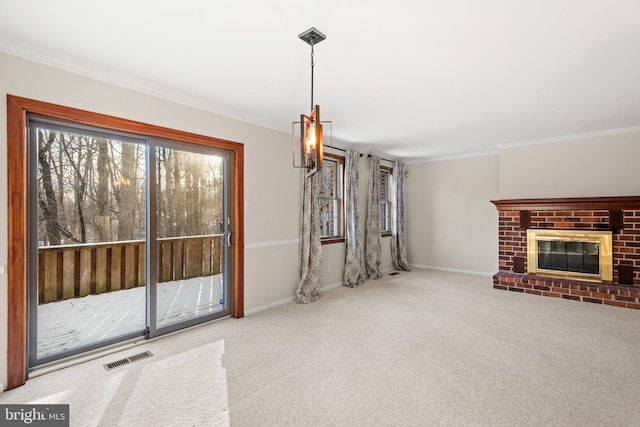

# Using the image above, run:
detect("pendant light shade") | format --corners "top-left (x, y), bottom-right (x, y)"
top-left (292, 27), bottom-right (330, 176)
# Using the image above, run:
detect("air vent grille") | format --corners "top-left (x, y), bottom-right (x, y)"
top-left (104, 351), bottom-right (153, 370)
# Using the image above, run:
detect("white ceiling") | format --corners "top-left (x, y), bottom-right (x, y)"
top-left (1, 0), bottom-right (639, 162)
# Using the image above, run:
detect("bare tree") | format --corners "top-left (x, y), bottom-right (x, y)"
top-left (37, 130), bottom-right (61, 245)
top-left (118, 142), bottom-right (136, 240)
top-left (96, 138), bottom-right (110, 241)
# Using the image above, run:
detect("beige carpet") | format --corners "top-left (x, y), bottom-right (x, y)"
top-left (2, 268), bottom-right (639, 426)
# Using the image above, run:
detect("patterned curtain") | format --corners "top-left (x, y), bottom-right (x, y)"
top-left (391, 161), bottom-right (410, 271)
top-left (296, 171), bottom-right (322, 303)
top-left (365, 155), bottom-right (382, 279)
top-left (344, 150), bottom-right (364, 287)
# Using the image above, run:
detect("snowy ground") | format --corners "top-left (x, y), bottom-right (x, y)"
top-left (37, 274), bottom-right (224, 359)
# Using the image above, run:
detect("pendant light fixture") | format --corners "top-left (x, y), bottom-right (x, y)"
top-left (292, 27), bottom-right (330, 176)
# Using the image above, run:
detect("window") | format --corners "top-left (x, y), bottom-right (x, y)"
top-left (319, 153), bottom-right (344, 243)
top-left (380, 166), bottom-right (392, 236)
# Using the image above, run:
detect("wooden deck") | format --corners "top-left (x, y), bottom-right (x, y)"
top-left (36, 274), bottom-right (224, 359)
top-left (37, 235), bottom-right (223, 304)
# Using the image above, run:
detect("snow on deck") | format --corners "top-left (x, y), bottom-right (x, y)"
top-left (37, 274), bottom-right (224, 359)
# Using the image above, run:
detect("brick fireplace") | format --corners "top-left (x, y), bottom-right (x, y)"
top-left (491, 197), bottom-right (640, 310)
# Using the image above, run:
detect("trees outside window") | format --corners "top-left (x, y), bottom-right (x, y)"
top-left (35, 128), bottom-right (224, 247)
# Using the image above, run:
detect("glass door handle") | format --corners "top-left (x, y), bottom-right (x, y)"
top-left (226, 216), bottom-right (232, 247)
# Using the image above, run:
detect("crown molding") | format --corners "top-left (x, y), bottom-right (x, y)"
top-left (497, 126), bottom-right (640, 150)
top-left (405, 149), bottom-right (499, 165)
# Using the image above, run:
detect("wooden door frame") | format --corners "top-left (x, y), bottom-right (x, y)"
top-left (6, 95), bottom-right (244, 389)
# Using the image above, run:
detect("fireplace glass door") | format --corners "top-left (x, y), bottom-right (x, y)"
top-left (537, 241), bottom-right (600, 275)
top-left (526, 229), bottom-right (613, 282)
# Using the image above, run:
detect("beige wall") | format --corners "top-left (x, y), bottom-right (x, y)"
top-left (0, 52), bottom-right (393, 389)
top-left (405, 155), bottom-right (500, 275)
top-left (499, 131), bottom-right (640, 199)
top-left (404, 130), bottom-right (640, 279)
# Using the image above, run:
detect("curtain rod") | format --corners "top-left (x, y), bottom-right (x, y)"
top-left (324, 145), bottom-right (396, 163)
top-left (324, 145), bottom-right (347, 153)
top-left (367, 154), bottom-right (396, 164)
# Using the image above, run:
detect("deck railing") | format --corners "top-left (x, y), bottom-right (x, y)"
top-left (37, 234), bottom-right (223, 304)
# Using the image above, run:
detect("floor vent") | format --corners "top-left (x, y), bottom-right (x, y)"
top-left (104, 351), bottom-right (153, 371)
top-left (389, 272), bottom-right (400, 276)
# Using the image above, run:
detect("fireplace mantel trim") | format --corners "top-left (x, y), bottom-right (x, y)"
top-left (491, 196), bottom-right (640, 211)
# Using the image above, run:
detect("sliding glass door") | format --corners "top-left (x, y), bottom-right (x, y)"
top-left (148, 141), bottom-right (231, 337)
top-left (27, 116), bottom-right (233, 367)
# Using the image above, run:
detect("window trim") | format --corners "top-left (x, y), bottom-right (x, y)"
top-left (380, 165), bottom-right (393, 237)
top-left (320, 152), bottom-right (345, 245)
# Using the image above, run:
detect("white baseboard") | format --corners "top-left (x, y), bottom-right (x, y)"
top-left (245, 280), bottom-right (345, 317)
top-left (320, 281), bottom-right (344, 292)
top-left (244, 266), bottom-right (494, 317)
top-left (245, 266), bottom-right (462, 317)
top-left (408, 264), bottom-right (495, 277)
top-left (244, 294), bottom-right (299, 316)
top-left (244, 239), bottom-right (299, 249)
top-left (244, 305), bottom-right (270, 316)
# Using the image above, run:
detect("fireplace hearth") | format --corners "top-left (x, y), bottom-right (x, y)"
top-left (491, 197), bottom-right (640, 310)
